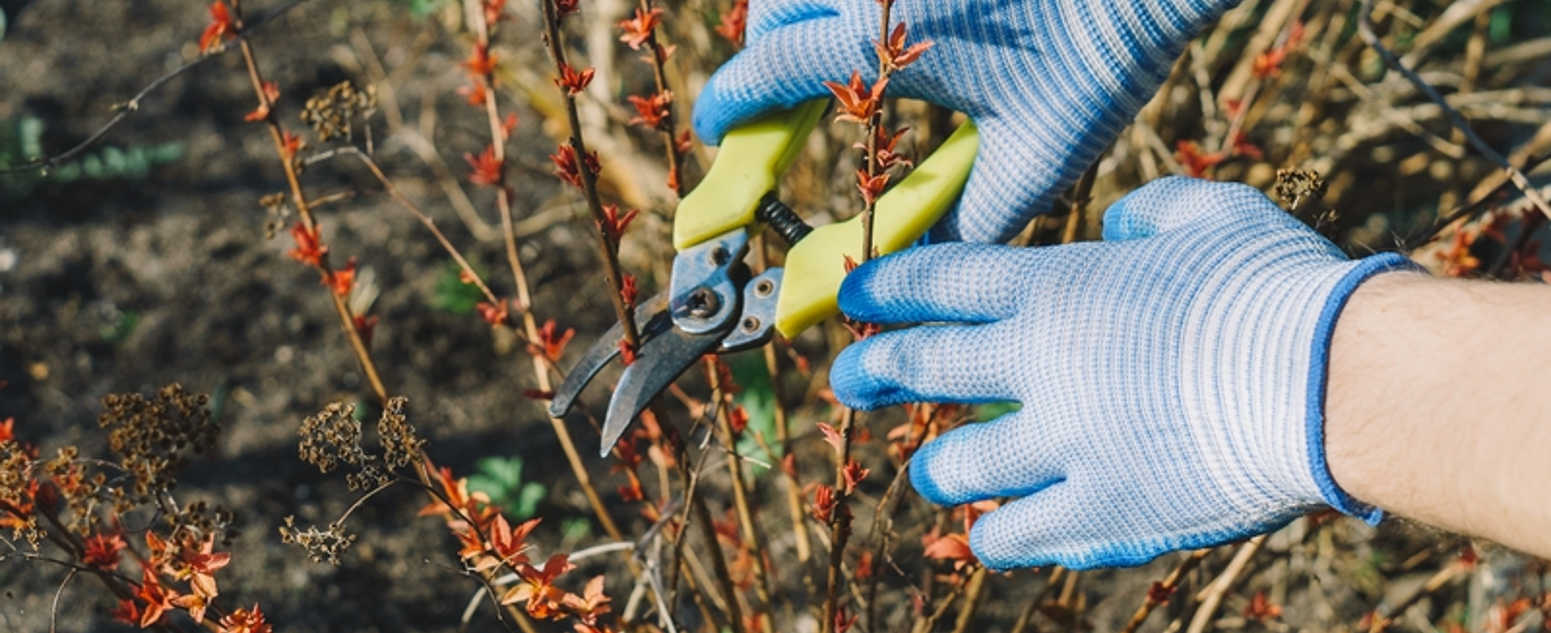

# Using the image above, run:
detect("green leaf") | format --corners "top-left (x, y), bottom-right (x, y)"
top-left (430, 262), bottom-right (484, 314)
top-left (972, 401), bottom-right (1020, 422)
top-left (474, 455), bottom-right (525, 489)
top-left (514, 482), bottom-right (546, 519)
top-left (729, 354), bottom-right (778, 467)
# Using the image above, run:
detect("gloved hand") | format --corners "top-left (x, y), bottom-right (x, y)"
top-left (830, 177), bottom-right (1419, 570)
top-left (693, 0), bottom-right (1241, 243)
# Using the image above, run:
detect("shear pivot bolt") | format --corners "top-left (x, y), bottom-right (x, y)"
top-left (687, 287), bottom-right (720, 318)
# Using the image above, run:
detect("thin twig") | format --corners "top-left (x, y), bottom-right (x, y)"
top-left (1185, 535), bottom-right (1266, 633)
top-left (230, 0), bottom-right (388, 403)
top-left (1120, 549), bottom-right (1212, 633)
top-left (538, 0), bottom-right (642, 349)
top-left (705, 358), bottom-right (776, 631)
top-left (0, 0), bottom-right (315, 175)
top-left (1358, 0), bottom-right (1551, 220)
top-left (949, 566), bottom-right (990, 633)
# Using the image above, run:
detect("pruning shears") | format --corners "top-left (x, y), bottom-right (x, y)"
top-left (548, 99), bottom-right (980, 456)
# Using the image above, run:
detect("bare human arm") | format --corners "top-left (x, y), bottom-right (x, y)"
top-left (1329, 273), bottom-right (1551, 559)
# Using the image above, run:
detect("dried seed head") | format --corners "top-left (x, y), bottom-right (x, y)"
top-left (299, 81), bottom-right (377, 142)
top-left (279, 515), bottom-right (356, 565)
top-left (97, 384), bottom-right (216, 503)
top-left (376, 396), bottom-right (425, 472)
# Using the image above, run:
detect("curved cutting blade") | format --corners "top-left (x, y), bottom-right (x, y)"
top-left (599, 324), bottom-right (728, 456)
top-left (548, 293), bottom-right (671, 419)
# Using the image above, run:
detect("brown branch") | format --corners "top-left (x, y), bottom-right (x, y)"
top-left (0, 0), bottom-right (315, 175)
top-left (948, 566), bottom-right (990, 633)
top-left (908, 566), bottom-right (977, 633)
top-left (538, 0), bottom-right (642, 350)
top-left (705, 358), bottom-right (776, 632)
top-left (229, 0), bottom-right (388, 404)
top-left (1358, 0), bottom-right (1551, 220)
top-left (1009, 567), bottom-right (1070, 633)
top-left (458, 0), bottom-right (630, 551)
top-left (634, 0), bottom-right (687, 197)
top-left (1119, 549), bottom-right (1211, 633)
top-left (1184, 535), bottom-right (1266, 633)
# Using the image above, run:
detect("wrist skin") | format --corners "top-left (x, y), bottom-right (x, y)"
top-left (1324, 271), bottom-right (1551, 559)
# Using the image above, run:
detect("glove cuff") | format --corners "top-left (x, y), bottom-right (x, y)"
top-left (1303, 252), bottom-right (1422, 524)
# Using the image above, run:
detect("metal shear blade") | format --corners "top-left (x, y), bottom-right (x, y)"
top-left (599, 323), bottom-right (728, 457)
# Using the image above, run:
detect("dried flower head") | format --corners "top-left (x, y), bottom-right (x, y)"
top-left (279, 516), bottom-right (357, 565)
top-left (299, 81), bottom-right (377, 142)
top-left (98, 384), bottom-right (217, 502)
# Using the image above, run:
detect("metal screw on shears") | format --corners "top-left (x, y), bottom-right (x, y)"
top-left (754, 279), bottom-right (774, 297)
top-left (686, 287), bottom-right (720, 318)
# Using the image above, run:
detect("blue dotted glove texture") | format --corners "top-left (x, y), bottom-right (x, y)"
top-left (693, 0), bottom-right (1241, 243)
top-left (831, 177), bottom-right (1419, 570)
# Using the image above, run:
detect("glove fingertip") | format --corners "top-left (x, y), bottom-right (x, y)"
top-left (835, 259), bottom-right (885, 320)
top-left (907, 440), bottom-right (958, 506)
top-left (689, 79), bottom-right (737, 146)
top-left (827, 341), bottom-right (891, 411)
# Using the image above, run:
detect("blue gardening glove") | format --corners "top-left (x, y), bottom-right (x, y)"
top-left (830, 177), bottom-right (1419, 570)
top-left (693, 0), bottom-right (1240, 243)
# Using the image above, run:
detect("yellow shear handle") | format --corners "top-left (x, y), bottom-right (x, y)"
top-left (673, 100), bottom-right (980, 339)
top-left (776, 121), bottom-right (977, 337)
top-left (674, 101), bottom-right (829, 251)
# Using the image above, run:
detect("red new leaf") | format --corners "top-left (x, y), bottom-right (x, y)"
top-left (465, 145), bottom-right (504, 187)
top-left (716, 0), bottom-right (748, 46)
top-left (199, 2), bottom-right (235, 53)
top-left (287, 222), bottom-right (327, 267)
top-left (618, 7), bottom-right (663, 50)
top-left (554, 63), bottom-right (596, 96)
top-left (824, 70), bottom-right (888, 124)
top-left (627, 91), bottom-right (674, 130)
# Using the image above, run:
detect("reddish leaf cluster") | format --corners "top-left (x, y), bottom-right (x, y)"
top-left (841, 459), bottom-right (869, 493)
top-left (716, 0), bottom-right (748, 46)
top-left (1437, 229), bottom-right (1481, 278)
top-left (531, 319), bottom-right (577, 362)
top-left (1244, 591), bottom-right (1283, 621)
top-left (1252, 21), bottom-right (1305, 79)
top-left (199, 2), bottom-right (235, 53)
top-left (550, 144), bottom-right (601, 189)
top-left (619, 274), bottom-right (639, 309)
top-left (554, 63), bottom-right (596, 96)
top-left (1174, 140), bottom-right (1225, 178)
top-left (875, 23), bottom-right (933, 70)
top-left (727, 405), bottom-right (749, 436)
top-left (599, 204), bottom-right (640, 242)
top-left (463, 43), bottom-right (498, 77)
top-left (113, 530), bottom-right (237, 628)
top-left (83, 529), bottom-right (127, 569)
top-left (421, 462), bottom-right (617, 628)
top-left (921, 528), bottom-right (976, 569)
top-left (617, 8), bottom-right (663, 50)
top-left (353, 314), bottom-right (379, 345)
top-left (243, 81), bottom-right (280, 122)
top-left (482, 0), bottom-right (507, 26)
top-left (287, 222), bottom-right (327, 267)
top-left (627, 91), bottom-right (674, 130)
top-left (826, 71), bottom-right (890, 125)
top-left (323, 257), bottom-right (357, 297)
top-left (811, 484), bottom-right (837, 523)
top-left (465, 145), bottom-right (504, 187)
top-left (476, 301), bottom-right (510, 326)
top-left (275, 131), bottom-right (302, 162)
top-left (458, 81), bottom-right (488, 107)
